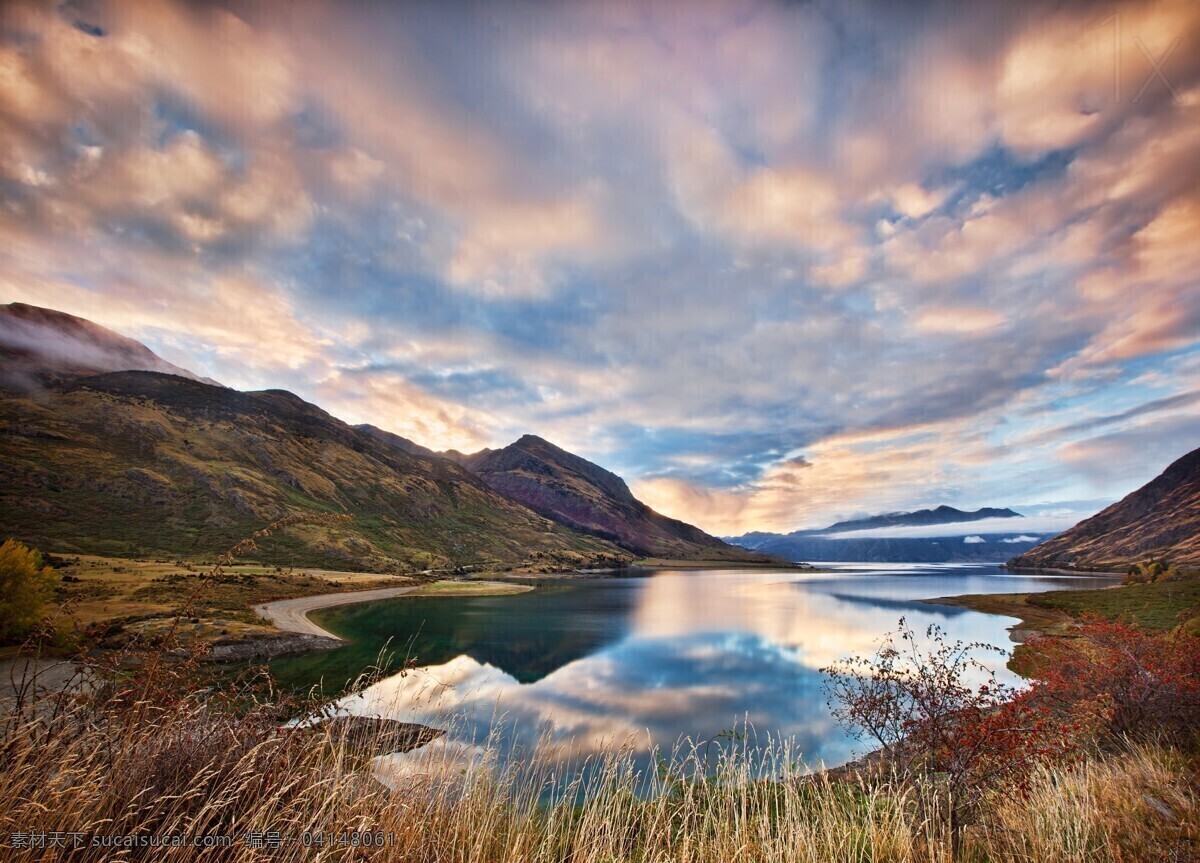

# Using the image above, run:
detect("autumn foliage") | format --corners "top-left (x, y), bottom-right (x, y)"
top-left (824, 614), bottom-right (1200, 840)
top-left (823, 620), bottom-right (1081, 830)
top-left (1021, 615), bottom-right (1200, 744)
top-left (0, 539), bottom-right (57, 643)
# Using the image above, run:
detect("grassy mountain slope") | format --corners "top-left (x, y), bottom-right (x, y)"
top-left (1009, 446), bottom-right (1200, 571)
top-left (354, 423), bottom-right (439, 458)
top-left (0, 372), bottom-right (631, 572)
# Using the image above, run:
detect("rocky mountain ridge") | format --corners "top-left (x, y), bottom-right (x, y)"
top-left (447, 434), bottom-right (769, 561)
top-left (817, 505), bottom-right (1021, 534)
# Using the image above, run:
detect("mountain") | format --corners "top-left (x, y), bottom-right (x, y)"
top-left (354, 423), bottom-right (439, 459)
top-left (0, 370), bottom-right (633, 571)
top-left (445, 434), bottom-right (770, 561)
top-left (1009, 447), bottom-right (1200, 571)
top-left (0, 303), bottom-right (218, 391)
top-left (725, 533), bottom-right (1048, 563)
top-left (0, 303), bottom-right (769, 572)
top-left (722, 531), bottom-right (783, 551)
top-left (726, 505), bottom-right (1023, 546)
top-left (723, 505), bottom-right (1038, 563)
top-left (816, 505), bottom-right (1021, 534)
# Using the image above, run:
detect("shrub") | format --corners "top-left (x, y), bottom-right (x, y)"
top-left (1124, 559), bottom-right (1179, 585)
top-left (823, 618), bottom-right (1078, 833)
top-left (1023, 615), bottom-right (1200, 744)
top-left (0, 539), bottom-right (57, 643)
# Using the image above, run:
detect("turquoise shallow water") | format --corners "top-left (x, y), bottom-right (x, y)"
top-left (269, 563), bottom-right (1116, 772)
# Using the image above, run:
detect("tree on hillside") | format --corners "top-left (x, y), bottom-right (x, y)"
top-left (0, 539), bottom-right (57, 643)
top-left (1124, 559), bottom-right (1179, 584)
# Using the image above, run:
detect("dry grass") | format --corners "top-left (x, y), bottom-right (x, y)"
top-left (37, 553), bottom-right (409, 652)
top-left (975, 743), bottom-right (1199, 862)
top-left (1, 664), bottom-right (1195, 862)
top-left (4, 521), bottom-right (1193, 861)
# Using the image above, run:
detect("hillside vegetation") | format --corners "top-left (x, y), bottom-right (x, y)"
top-left (1010, 446), bottom-right (1200, 571)
top-left (0, 371), bottom-right (630, 573)
top-left (452, 434), bottom-right (770, 561)
top-left (1029, 566), bottom-right (1200, 634)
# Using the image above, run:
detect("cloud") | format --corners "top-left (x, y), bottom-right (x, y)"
top-left (1057, 416), bottom-right (1200, 493)
top-left (1, 0), bottom-right (1199, 533)
top-left (888, 183), bottom-right (953, 220)
top-left (913, 307), bottom-right (1006, 335)
top-left (444, 192), bottom-right (611, 299)
top-left (962, 536), bottom-right (985, 544)
top-left (827, 517), bottom-right (1077, 540)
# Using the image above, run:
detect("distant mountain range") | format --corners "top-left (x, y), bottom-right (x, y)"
top-left (725, 506), bottom-right (1046, 563)
top-left (804, 506), bottom-right (1021, 535)
top-left (728, 534), bottom-right (1048, 564)
top-left (1009, 446), bottom-right (1200, 571)
top-left (0, 303), bottom-right (768, 571)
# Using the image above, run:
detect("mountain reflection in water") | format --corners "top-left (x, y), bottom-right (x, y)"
top-left (270, 564), bottom-right (1117, 772)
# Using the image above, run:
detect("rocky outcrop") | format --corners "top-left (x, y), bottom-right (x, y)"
top-left (204, 633), bottom-right (344, 662)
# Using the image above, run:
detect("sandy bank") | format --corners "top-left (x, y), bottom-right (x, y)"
top-left (253, 581), bottom-right (533, 644)
top-left (254, 586), bottom-right (419, 641)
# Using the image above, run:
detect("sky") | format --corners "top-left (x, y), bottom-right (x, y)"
top-left (1, 0), bottom-right (1199, 535)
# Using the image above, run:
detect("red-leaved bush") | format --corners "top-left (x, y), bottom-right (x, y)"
top-left (823, 619), bottom-right (1081, 831)
top-left (825, 615), bottom-right (1200, 836)
top-left (1021, 615), bottom-right (1200, 744)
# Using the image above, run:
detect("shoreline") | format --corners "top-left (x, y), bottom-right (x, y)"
top-left (1003, 564), bottom-right (1125, 577)
top-left (921, 575), bottom-right (1123, 643)
top-left (918, 592), bottom-right (1074, 643)
top-left (251, 581), bottom-right (534, 653)
top-left (629, 558), bottom-right (826, 572)
top-left (254, 586), bottom-right (418, 641)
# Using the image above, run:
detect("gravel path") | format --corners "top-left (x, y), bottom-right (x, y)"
top-left (254, 587), bottom-right (417, 641)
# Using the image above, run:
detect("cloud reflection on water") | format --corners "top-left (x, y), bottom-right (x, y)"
top-left (344, 565), bottom-right (1117, 770)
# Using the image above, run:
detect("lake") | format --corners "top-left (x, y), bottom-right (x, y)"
top-left (269, 564), bottom-right (1117, 774)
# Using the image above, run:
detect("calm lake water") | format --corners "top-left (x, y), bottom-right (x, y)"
top-left (270, 564), bottom-right (1116, 773)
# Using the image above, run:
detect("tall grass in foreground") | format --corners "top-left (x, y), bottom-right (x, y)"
top-left (0, 675), bottom-right (1195, 862)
